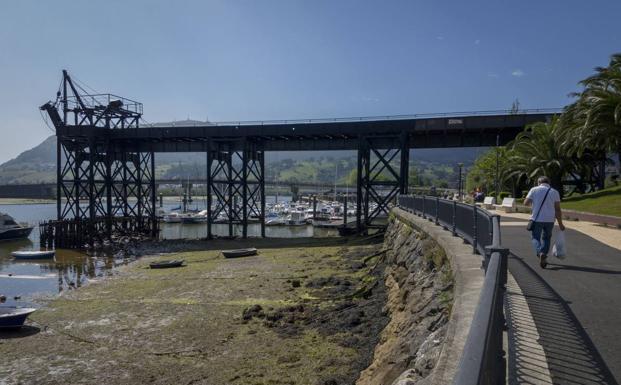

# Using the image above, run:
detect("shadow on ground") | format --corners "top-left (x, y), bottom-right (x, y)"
top-left (506, 254), bottom-right (618, 385)
top-left (0, 325), bottom-right (40, 340)
top-left (545, 263), bottom-right (621, 275)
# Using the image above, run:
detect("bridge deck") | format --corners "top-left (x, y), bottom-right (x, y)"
top-left (57, 111), bottom-right (556, 152)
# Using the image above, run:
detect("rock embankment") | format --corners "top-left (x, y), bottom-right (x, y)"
top-left (357, 212), bottom-right (454, 385)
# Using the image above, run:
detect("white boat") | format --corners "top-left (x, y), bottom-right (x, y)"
top-left (163, 212), bottom-right (183, 223)
top-left (266, 217), bottom-right (287, 226)
top-left (0, 213), bottom-right (33, 241)
top-left (11, 250), bottom-right (55, 260)
top-left (287, 212), bottom-right (307, 226)
top-left (193, 210), bottom-right (209, 223)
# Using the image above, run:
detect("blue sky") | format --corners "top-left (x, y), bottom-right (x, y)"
top-left (0, 0), bottom-right (620, 163)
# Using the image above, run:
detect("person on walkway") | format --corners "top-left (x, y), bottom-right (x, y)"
top-left (524, 176), bottom-right (565, 268)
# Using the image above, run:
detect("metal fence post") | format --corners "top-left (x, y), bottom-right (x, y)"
top-left (435, 196), bottom-right (439, 225)
top-left (422, 195), bottom-right (426, 219)
top-left (473, 204), bottom-right (478, 254)
top-left (489, 216), bottom-right (494, 247)
top-left (452, 200), bottom-right (457, 236)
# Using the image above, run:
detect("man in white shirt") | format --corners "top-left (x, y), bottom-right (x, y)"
top-left (524, 176), bottom-right (565, 268)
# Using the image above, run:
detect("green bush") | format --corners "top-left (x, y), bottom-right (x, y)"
top-left (498, 191), bottom-right (512, 201)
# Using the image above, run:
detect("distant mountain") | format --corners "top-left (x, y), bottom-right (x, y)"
top-left (0, 131), bottom-right (487, 185)
top-left (0, 136), bottom-right (56, 184)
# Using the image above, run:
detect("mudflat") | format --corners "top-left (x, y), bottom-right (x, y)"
top-left (0, 237), bottom-right (388, 385)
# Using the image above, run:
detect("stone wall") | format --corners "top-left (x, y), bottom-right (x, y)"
top-left (357, 208), bottom-right (485, 385)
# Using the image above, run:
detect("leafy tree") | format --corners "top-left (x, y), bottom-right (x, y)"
top-left (466, 147), bottom-right (512, 197)
top-left (503, 116), bottom-right (577, 197)
top-left (562, 53), bottom-right (621, 174)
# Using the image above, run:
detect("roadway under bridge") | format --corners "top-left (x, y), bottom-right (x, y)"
top-left (39, 70), bottom-right (557, 247)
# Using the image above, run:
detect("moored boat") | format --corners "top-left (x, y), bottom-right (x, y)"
top-left (149, 259), bottom-right (185, 269)
top-left (11, 250), bottom-right (55, 260)
top-left (286, 212), bottom-right (307, 226)
top-left (0, 307), bottom-right (37, 329)
top-left (163, 212), bottom-right (183, 223)
top-left (266, 217), bottom-right (287, 226)
top-left (0, 213), bottom-right (33, 241)
top-left (222, 248), bottom-right (258, 258)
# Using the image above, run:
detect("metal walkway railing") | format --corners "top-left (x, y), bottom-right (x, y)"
top-left (144, 108), bottom-right (562, 127)
top-left (397, 195), bottom-right (509, 385)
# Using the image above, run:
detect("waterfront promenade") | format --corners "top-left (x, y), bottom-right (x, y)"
top-left (500, 214), bottom-right (621, 384)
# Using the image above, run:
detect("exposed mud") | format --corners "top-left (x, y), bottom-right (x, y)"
top-left (0, 236), bottom-right (388, 385)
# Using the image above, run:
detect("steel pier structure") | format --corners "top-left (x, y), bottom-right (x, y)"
top-left (40, 71), bottom-right (556, 247)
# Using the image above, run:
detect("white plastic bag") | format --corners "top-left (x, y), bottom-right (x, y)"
top-left (552, 230), bottom-right (566, 259)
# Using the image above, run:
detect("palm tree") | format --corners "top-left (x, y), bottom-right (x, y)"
top-left (503, 116), bottom-right (577, 198)
top-left (562, 53), bottom-right (621, 174)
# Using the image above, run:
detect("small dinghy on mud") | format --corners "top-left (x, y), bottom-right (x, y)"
top-left (0, 307), bottom-right (37, 329)
top-left (222, 248), bottom-right (258, 258)
top-left (11, 250), bottom-right (55, 260)
top-left (149, 259), bottom-right (185, 269)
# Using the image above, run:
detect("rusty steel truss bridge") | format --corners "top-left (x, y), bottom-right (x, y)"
top-left (39, 70), bottom-right (557, 247)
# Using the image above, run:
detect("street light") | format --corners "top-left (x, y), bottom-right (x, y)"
top-left (458, 163), bottom-right (464, 201)
top-left (495, 134), bottom-right (500, 203)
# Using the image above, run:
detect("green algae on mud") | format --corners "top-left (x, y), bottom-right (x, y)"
top-left (0, 237), bottom-right (388, 385)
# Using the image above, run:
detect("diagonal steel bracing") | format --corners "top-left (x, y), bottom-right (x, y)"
top-left (356, 133), bottom-right (409, 231)
top-left (56, 139), bottom-right (156, 244)
top-left (207, 141), bottom-right (265, 239)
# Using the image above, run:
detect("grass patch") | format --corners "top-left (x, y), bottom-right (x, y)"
top-left (562, 185), bottom-right (621, 217)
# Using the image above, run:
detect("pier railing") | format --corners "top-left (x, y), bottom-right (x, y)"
top-left (146, 108), bottom-right (561, 127)
top-left (397, 195), bottom-right (508, 385)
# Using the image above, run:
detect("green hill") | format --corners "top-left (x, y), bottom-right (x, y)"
top-left (0, 136), bottom-right (56, 184)
top-left (0, 133), bottom-right (484, 186)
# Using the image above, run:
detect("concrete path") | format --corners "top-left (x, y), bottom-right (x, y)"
top-left (501, 218), bottom-right (621, 384)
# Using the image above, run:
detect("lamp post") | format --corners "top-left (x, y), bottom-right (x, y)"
top-left (495, 134), bottom-right (500, 202)
top-left (458, 163), bottom-right (463, 201)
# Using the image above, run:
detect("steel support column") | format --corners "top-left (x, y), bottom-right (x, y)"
top-left (243, 144), bottom-right (264, 239)
top-left (206, 149), bottom-right (213, 239)
top-left (356, 137), bottom-right (365, 232)
top-left (259, 150), bottom-right (266, 238)
top-left (357, 135), bottom-right (408, 228)
top-left (242, 145), bottom-right (248, 238)
top-left (400, 131), bottom-right (410, 195)
top-left (208, 142), bottom-right (264, 238)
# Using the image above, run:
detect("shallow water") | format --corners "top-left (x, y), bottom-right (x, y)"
top-left (0, 198), bottom-right (338, 307)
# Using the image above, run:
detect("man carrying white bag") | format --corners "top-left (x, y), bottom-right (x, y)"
top-left (552, 230), bottom-right (567, 259)
top-left (524, 176), bottom-right (566, 268)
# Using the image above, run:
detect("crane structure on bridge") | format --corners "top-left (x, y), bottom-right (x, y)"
top-left (40, 70), bottom-right (156, 244)
top-left (40, 70), bottom-right (555, 247)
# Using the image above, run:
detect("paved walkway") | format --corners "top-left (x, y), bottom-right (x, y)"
top-left (500, 211), bottom-right (621, 252)
top-left (500, 216), bottom-right (621, 384)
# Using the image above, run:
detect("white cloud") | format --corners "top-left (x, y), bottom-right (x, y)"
top-left (362, 96), bottom-right (380, 103)
top-left (511, 69), bottom-right (525, 77)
